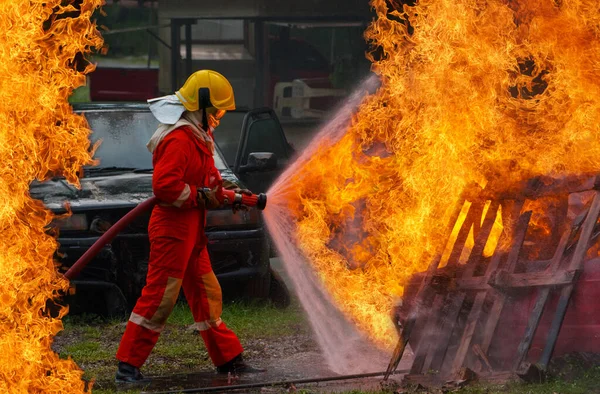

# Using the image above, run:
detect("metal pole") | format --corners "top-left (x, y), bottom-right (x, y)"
top-left (253, 20), bottom-right (266, 108)
top-left (147, 0), bottom-right (154, 68)
top-left (330, 28), bottom-right (336, 65)
top-left (170, 21), bottom-right (180, 92)
top-left (146, 29), bottom-right (171, 50)
top-left (141, 370), bottom-right (409, 394)
top-left (185, 22), bottom-right (192, 78)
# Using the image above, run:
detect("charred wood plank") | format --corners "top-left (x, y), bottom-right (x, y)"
top-left (511, 230), bottom-right (571, 371)
top-left (384, 197), bottom-right (468, 380)
top-left (516, 362), bottom-right (546, 383)
top-left (449, 291), bottom-right (487, 375)
top-left (473, 344), bottom-right (494, 372)
top-left (438, 268), bottom-right (579, 292)
top-left (482, 174), bottom-right (600, 201)
top-left (512, 287), bottom-right (549, 368)
top-left (416, 200), bottom-right (499, 373)
top-left (462, 200), bottom-right (501, 276)
top-left (450, 207), bottom-right (530, 375)
top-left (489, 268), bottom-right (581, 290)
top-left (478, 203), bottom-right (530, 354)
top-left (410, 294), bottom-right (445, 374)
top-left (538, 191), bottom-right (600, 369)
top-left (421, 294), bottom-right (465, 373)
top-left (446, 200), bottom-right (485, 267)
top-left (424, 201), bottom-right (501, 375)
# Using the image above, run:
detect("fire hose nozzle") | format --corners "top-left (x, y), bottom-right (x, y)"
top-left (219, 188), bottom-right (268, 211)
top-left (256, 193), bottom-right (267, 210)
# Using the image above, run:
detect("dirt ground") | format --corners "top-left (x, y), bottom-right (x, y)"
top-left (53, 259), bottom-right (600, 394)
top-left (53, 302), bottom-right (407, 393)
top-left (53, 259), bottom-right (408, 393)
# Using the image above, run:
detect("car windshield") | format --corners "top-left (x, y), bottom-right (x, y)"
top-left (83, 109), bottom-right (228, 173)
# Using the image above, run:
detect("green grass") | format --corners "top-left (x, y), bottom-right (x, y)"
top-left (57, 301), bottom-right (600, 394)
top-left (166, 300), bottom-right (306, 338)
top-left (62, 341), bottom-right (114, 364)
top-left (455, 368), bottom-right (600, 393)
top-left (223, 300), bottom-right (305, 338)
top-left (333, 367), bottom-right (600, 394)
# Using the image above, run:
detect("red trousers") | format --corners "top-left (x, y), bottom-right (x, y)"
top-left (116, 236), bottom-right (243, 368)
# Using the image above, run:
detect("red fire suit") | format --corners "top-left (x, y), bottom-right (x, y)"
top-left (116, 125), bottom-right (243, 368)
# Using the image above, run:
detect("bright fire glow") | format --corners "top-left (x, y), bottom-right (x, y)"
top-left (0, 1), bottom-right (102, 391)
top-left (279, 0), bottom-right (600, 349)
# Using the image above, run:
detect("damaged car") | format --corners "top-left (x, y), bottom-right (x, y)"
top-left (30, 104), bottom-right (292, 316)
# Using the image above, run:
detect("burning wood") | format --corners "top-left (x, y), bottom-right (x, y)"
top-left (386, 174), bottom-right (600, 386)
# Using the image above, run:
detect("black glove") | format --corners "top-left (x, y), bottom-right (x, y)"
top-left (198, 186), bottom-right (221, 210)
top-left (221, 179), bottom-right (238, 190)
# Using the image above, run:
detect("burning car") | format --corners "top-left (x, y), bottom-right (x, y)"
top-left (30, 104), bottom-right (292, 316)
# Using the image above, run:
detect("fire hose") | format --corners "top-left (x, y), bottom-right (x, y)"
top-left (141, 370), bottom-right (410, 394)
top-left (63, 187), bottom-right (267, 280)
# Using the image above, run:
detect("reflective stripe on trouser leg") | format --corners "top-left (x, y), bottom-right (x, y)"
top-left (194, 318), bottom-right (222, 331)
top-left (130, 276), bottom-right (182, 332)
top-left (183, 246), bottom-right (243, 366)
top-left (116, 276), bottom-right (182, 367)
top-left (117, 235), bottom-right (192, 368)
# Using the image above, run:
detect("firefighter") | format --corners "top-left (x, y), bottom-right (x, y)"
top-left (115, 70), bottom-right (265, 383)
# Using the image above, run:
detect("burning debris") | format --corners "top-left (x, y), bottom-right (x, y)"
top-left (0, 1), bottom-right (102, 392)
top-left (386, 176), bottom-right (600, 385)
top-left (267, 0), bottom-right (600, 355)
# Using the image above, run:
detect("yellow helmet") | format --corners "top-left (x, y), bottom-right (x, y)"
top-left (175, 70), bottom-right (236, 112)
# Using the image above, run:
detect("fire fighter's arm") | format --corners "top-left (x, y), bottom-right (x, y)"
top-left (152, 136), bottom-right (198, 209)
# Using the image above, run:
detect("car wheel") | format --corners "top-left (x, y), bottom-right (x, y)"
top-left (244, 270), bottom-right (272, 300)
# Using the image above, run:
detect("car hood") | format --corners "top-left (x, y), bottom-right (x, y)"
top-left (30, 169), bottom-right (241, 212)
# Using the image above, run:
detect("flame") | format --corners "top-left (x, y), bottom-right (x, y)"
top-left (0, 1), bottom-right (103, 391)
top-left (277, 0), bottom-right (600, 349)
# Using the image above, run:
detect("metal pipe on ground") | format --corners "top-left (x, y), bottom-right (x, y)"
top-left (64, 197), bottom-right (158, 280)
top-left (141, 370), bottom-right (410, 394)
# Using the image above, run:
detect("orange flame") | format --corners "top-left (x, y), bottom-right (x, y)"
top-left (281, 0), bottom-right (600, 349)
top-left (0, 1), bottom-right (103, 391)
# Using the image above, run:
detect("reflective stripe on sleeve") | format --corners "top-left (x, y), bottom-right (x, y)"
top-left (172, 184), bottom-right (191, 207)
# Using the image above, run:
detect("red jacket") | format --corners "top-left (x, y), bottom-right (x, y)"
top-left (148, 126), bottom-right (220, 247)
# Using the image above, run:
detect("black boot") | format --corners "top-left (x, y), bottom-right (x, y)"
top-left (216, 354), bottom-right (266, 374)
top-left (115, 361), bottom-right (149, 383)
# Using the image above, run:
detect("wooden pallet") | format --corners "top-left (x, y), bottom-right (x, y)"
top-left (384, 179), bottom-right (600, 385)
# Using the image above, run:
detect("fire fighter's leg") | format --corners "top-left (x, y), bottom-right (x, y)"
top-left (116, 236), bottom-right (194, 367)
top-left (182, 246), bottom-right (243, 366)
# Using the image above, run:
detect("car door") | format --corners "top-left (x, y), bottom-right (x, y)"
top-left (233, 108), bottom-right (291, 194)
